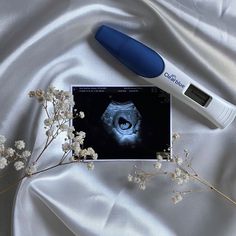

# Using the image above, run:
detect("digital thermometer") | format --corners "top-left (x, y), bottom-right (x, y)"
top-left (95, 25), bottom-right (236, 129)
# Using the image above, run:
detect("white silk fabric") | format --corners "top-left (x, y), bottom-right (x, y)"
top-left (0, 0), bottom-right (236, 235)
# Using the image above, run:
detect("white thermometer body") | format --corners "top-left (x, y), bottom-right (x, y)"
top-left (95, 25), bottom-right (236, 129)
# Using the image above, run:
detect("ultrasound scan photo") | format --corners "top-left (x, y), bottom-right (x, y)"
top-left (72, 86), bottom-right (171, 160)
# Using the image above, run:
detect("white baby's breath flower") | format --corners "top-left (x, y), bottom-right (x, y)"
top-left (76, 131), bottom-right (86, 139)
top-left (92, 153), bottom-right (98, 160)
top-left (154, 162), bottom-right (162, 169)
top-left (134, 177), bottom-right (141, 184)
top-left (0, 135), bottom-right (6, 144)
top-left (156, 154), bottom-right (163, 161)
top-left (0, 144), bottom-right (5, 154)
top-left (79, 149), bottom-right (88, 158)
top-left (139, 182), bottom-right (146, 190)
top-left (15, 140), bottom-right (25, 150)
top-left (79, 111), bottom-right (85, 119)
top-left (175, 168), bottom-right (182, 177)
top-left (47, 86), bottom-right (56, 94)
top-left (14, 161), bottom-right (25, 171)
top-left (172, 133), bottom-right (180, 140)
top-left (184, 149), bottom-right (190, 157)
top-left (0, 157), bottom-right (8, 169)
top-left (74, 146), bottom-right (81, 157)
top-left (71, 141), bottom-right (80, 149)
top-left (46, 128), bottom-right (54, 137)
top-left (182, 173), bottom-right (190, 183)
top-left (45, 87), bottom-right (55, 101)
top-left (172, 193), bottom-right (183, 204)
top-left (44, 118), bottom-right (54, 126)
top-left (6, 148), bottom-right (15, 157)
top-left (176, 178), bottom-right (184, 185)
top-left (176, 157), bottom-right (183, 165)
top-left (74, 131), bottom-right (86, 145)
top-left (65, 111), bottom-right (73, 119)
top-left (35, 89), bottom-right (45, 102)
top-left (67, 127), bottom-right (75, 139)
top-left (62, 142), bottom-right (71, 152)
top-left (87, 162), bottom-right (94, 170)
top-left (128, 174), bottom-right (133, 182)
top-left (28, 91), bottom-right (36, 97)
top-left (87, 147), bottom-right (98, 160)
top-left (60, 124), bottom-right (69, 132)
top-left (22, 150), bottom-right (31, 158)
top-left (26, 164), bottom-right (37, 175)
top-left (73, 137), bottom-right (83, 145)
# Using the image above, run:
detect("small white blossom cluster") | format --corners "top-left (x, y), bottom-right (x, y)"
top-left (127, 133), bottom-right (201, 205)
top-left (0, 86), bottom-right (98, 196)
top-left (28, 87), bottom-right (97, 171)
top-left (0, 135), bottom-right (31, 171)
top-left (154, 154), bottom-right (163, 170)
top-left (62, 130), bottom-right (98, 169)
top-left (172, 192), bottom-right (183, 204)
top-left (128, 152), bottom-right (167, 191)
top-left (29, 87), bottom-right (85, 139)
top-left (172, 133), bottom-right (180, 141)
top-left (25, 164), bottom-right (38, 176)
top-left (171, 167), bottom-right (190, 185)
top-left (128, 172), bottom-right (147, 190)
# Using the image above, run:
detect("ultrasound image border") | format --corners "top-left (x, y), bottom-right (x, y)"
top-left (70, 84), bottom-right (172, 161)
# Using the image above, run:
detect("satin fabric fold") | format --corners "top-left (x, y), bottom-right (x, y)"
top-left (0, 0), bottom-right (235, 235)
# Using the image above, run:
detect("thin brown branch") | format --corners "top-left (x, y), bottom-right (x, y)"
top-left (192, 174), bottom-right (236, 206)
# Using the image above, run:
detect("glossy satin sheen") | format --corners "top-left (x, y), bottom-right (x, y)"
top-left (0, 0), bottom-right (236, 236)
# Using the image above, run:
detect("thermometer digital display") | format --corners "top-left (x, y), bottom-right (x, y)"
top-left (95, 25), bottom-right (236, 129)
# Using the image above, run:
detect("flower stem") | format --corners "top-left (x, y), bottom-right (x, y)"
top-left (31, 161), bottom-right (75, 176)
top-left (0, 161), bottom-right (76, 194)
top-left (0, 175), bottom-right (26, 194)
top-left (34, 137), bottom-right (54, 163)
top-left (192, 174), bottom-right (236, 206)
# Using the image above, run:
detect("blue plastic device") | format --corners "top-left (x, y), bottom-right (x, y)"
top-left (95, 25), bottom-right (165, 78)
top-left (95, 25), bottom-right (236, 129)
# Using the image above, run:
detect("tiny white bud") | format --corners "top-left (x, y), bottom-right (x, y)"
top-left (26, 164), bottom-right (37, 175)
top-left (128, 174), bottom-right (133, 182)
top-left (22, 150), bottom-right (31, 158)
top-left (172, 133), bottom-right (180, 140)
top-left (134, 177), bottom-right (141, 184)
top-left (79, 111), bottom-right (85, 119)
top-left (156, 154), bottom-right (163, 161)
top-left (87, 162), bottom-right (94, 170)
top-left (139, 182), bottom-right (146, 190)
top-left (176, 157), bottom-right (183, 165)
top-left (172, 193), bottom-right (183, 204)
top-left (62, 143), bottom-right (71, 152)
top-left (177, 178), bottom-right (184, 185)
top-left (46, 129), bottom-right (54, 137)
top-left (44, 118), bottom-right (54, 126)
top-left (6, 148), bottom-right (15, 157)
top-left (15, 140), bottom-right (25, 150)
top-left (175, 168), bottom-right (182, 177)
top-left (154, 162), bottom-right (162, 169)
top-left (0, 135), bottom-right (6, 144)
top-left (0, 157), bottom-right (8, 169)
top-left (14, 161), bottom-right (25, 171)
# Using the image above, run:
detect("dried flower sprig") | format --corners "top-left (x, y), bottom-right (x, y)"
top-left (128, 133), bottom-right (236, 206)
top-left (0, 137), bottom-right (31, 171)
top-left (0, 86), bottom-right (97, 194)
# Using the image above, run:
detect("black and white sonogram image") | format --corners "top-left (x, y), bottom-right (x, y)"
top-left (72, 86), bottom-right (170, 160)
top-left (101, 101), bottom-right (142, 145)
